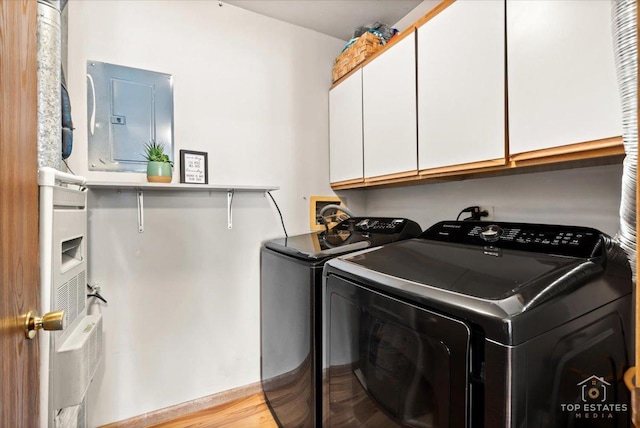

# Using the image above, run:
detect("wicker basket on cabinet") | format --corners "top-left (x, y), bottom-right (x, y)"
top-left (332, 32), bottom-right (384, 82)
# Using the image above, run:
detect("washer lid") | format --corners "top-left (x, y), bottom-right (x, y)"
top-left (327, 222), bottom-right (631, 345)
top-left (264, 217), bottom-right (422, 261)
top-left (264, 231), bottom-right (371, 261)
top-left (343, 238), bottom-right (595, 301)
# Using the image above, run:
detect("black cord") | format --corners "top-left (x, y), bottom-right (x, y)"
top-left (87, 284), bottom-right (108, 304)
top-left (456, 206), bottom-right (475, 221)
top-left (87, 293), bottom-right (108, 304)
top-left (456, 206), bottom-right (489, 221)
top-left (267, 191), bottom-right (288, 238)
top-left (63, 159), bottom-right (76, 175)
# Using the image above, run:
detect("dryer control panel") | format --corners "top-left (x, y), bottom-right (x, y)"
top-left (421, 221), bottom-right (603, 258)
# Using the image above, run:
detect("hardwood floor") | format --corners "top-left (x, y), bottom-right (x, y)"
top-left (262, 356), bottom-right (313, 426)
top-left (145, 365), bottom-right (400, 427)
top-left (328, 365), bottom-right (399, 427)
top-left (147, 393), bottom-right (278, 428)
top-left (136, 361), bottom-right (423, 427)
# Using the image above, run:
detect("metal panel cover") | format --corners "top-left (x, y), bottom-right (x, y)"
top-left (87, 61), bottom-right (173, 172)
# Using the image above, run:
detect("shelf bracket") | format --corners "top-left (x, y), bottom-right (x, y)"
top-left (227, 190), bottom-right (235, 229)
top-left (137, 189), bottom-right (144, 233)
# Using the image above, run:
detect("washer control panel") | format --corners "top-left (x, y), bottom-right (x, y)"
top-left (422, 221), bottom-right (603, 258)
top-left (334, 217), bottom-right (421, 236)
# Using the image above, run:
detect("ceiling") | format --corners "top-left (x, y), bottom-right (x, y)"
top-left (224, 0), bottom-right (423, 41)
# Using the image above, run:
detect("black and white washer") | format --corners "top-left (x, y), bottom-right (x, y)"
top-left (324, 220), bottom-right (633, 427)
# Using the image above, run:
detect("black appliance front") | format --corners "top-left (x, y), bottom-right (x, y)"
top-left (324, 221), bottom-right (633, 427)
top-left (261, 248), bottom-right (323, 427)
top-left (325, 276), bottom-right (470, 427)
top-left (261, 217), bottom-right (422, 427)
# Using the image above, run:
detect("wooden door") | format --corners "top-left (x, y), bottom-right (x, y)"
top-left (0, 0), bottom-right (41, 426)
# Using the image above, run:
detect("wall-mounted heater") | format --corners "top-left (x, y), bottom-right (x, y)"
top-left (39, 167), bottom-right (103, 428)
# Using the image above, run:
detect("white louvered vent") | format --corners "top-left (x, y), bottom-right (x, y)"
top-left (54, 314), bottom-right (103, 410)
top-left (89, 319), bottom-right (102, 370)
top-left (77, 270), bottom-right (86, 314)
top-left (55, 281), bottom-right (69, 342)
top-left (56, 281), bottom-right (69, 320)
top-left (67, 275), bottom-right (78, 323)
top-left (55, 270), bottom-right (86, 342)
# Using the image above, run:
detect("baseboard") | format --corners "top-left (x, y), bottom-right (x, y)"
top-left (99, 381), bottom-right (263, 428)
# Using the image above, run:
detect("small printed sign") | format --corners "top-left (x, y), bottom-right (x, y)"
top-left (180, 150), bottom-right (208, 184)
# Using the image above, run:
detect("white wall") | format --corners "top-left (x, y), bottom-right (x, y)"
top-left (394, 0), bottom-right (442, 31)
top-left (356, 163), bottom-right (624, 236)
top-left (66, 1), bottom-right (345, 425)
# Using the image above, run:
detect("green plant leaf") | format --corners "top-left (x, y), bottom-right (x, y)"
top-left (143, 140), bottom-right (172, 165)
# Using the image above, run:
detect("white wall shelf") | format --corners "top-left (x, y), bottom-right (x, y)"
top-left (85, 181), bottom-right (279, 192)
top-left (85, 181), bottom-right (279, 232)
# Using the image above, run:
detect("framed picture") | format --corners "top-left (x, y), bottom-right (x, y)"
top-left (180, 150), bottom-right (208, 184)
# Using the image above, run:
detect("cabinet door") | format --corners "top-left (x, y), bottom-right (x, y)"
top-left (418, 0), bottom-right (505, 171)
top-left (507, 0), bottom-right (622, 155)
top-left (362, 34), bottom-right (417, 180)
top-left (329, 69), bottom-right (363, 184)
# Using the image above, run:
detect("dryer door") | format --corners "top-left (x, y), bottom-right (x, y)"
top-left (325, 275), bottom-right (471, 427)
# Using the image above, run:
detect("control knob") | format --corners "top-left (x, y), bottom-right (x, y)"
top-left (357, 219), bottom-right (370, 230)
top-left (480, 225), bottom-right (503, 242)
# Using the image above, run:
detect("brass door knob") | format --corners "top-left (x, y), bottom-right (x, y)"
top-left (25, 309), bottom-right (66, 339)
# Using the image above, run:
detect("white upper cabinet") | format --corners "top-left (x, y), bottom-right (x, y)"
top-left (418, 0), bottom-right (505, 171)
top-left (507, 0), bottom-right (622, 155)
top-left (329, 69), bottom-right (363, 183)
top-left (362, 33), bottom-right (417, 179)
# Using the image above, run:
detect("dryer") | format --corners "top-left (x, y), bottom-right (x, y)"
top-left (261, 217), bottom-right (421, 427)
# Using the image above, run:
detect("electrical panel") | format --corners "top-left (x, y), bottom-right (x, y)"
top-left (86, 60), bottom-right (174, 172)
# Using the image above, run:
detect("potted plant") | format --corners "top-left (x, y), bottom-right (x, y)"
top-left (143, 140), bottom-right (173, 183)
